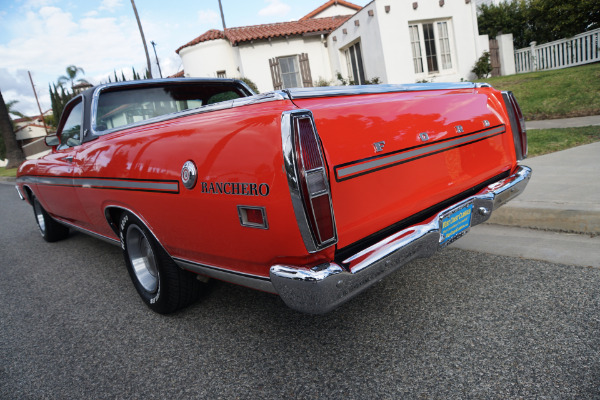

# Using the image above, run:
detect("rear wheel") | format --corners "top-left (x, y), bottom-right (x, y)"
top-left (32, 196), bottom-right (70, 242)
top-left (119, 212), bottom-right (203, 314)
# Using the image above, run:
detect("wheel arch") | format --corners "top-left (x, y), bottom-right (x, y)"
top-left (103, 205), bottom-right (174, 262)
top-left (21, 185), bottom-right (35, 204)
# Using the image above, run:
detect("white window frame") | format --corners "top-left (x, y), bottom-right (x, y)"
top-left (278, 55), bottom-right (302, 89)
top-left (343, 40), bottom-right (366, 85)
top-left (408, 19), bottom-right (456, 77)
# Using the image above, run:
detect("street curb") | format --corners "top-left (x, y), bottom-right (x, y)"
top-left (488, 206), bottom-right (600, 235)
top-left (0, 177), bottom-right (16, 183)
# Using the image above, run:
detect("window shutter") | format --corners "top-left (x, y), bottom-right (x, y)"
top-left (299, 53), bottom-right (313, 88)
top-left (269, 58), bottom-right (283, 90)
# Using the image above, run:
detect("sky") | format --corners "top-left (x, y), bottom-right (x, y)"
top-left (0, 0), bottom-right (371, 116)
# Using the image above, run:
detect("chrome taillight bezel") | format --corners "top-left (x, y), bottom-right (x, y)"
top-left (502, 91), bottom-right (528, 160)
top-left (281, 109), bottom-right (337, 253)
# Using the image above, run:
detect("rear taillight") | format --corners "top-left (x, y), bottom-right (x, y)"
top-left (282, 110), bottom-right (337, 252)
top-left (502, 91), bottom-right (528, 160)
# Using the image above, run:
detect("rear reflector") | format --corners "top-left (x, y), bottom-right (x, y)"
top-left (238, 206), bottom-right (268, 229)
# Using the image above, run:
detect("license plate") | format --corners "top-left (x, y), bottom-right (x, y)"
top-left (440, 203), bottom-right (474, 246)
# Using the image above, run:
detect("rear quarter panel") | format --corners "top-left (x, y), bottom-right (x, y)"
top-left (75, 100), bottom-right (334, 277)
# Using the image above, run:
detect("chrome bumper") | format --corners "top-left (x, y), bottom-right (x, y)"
top-left (270, 165), bottom-right (532, 314)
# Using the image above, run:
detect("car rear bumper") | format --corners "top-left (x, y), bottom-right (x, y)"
top-left (270, 165), bottom-right (532, 314)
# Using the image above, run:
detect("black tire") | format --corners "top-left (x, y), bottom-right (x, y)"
top-left (119, 212), bottom-right (203, 314)
top-left (32, 196), bottom-right (70, 242)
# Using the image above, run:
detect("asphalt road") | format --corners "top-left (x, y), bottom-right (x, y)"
top-left (1, 183), bottom-right (599, 399)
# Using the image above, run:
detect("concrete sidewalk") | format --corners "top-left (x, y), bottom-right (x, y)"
top-left (489, 141), bottom-right (600, 234)
top-left (526, 115), bottom-right (600, 130)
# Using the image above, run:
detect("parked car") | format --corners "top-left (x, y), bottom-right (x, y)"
top-left (16, 78), bottom-right (531, 314)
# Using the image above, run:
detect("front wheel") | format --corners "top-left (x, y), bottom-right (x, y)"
top-left (119, 212), bottom-right (203, 314)
top-left (32, 196), bottom-right (70, 242)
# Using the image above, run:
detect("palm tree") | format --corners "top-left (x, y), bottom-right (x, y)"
top-left (58, 65), bottom-right (90, 90)
top-left (6, 100), bottom-right (28, 122)
top-left (0, 90), bottom-right (26, 167)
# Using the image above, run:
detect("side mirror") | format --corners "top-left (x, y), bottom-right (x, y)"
top-left (45, 135), bottom-right (60, 147)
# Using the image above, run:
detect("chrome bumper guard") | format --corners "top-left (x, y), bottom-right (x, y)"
top-left (270, 165), bottom-right (532, 314)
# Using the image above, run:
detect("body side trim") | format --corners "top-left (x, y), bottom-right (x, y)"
top-left (173, 257), bottom-right (276, 294)
top-left (51, 217), bottom-right (121, 246)
top-left (334, 125), bottom-right (505, 181)
top-left (16, 176), bottom-right (179, 193)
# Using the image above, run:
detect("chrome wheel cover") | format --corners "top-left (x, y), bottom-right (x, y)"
top-left (126, 225), bottom-right (159, 293)
top-left (33, 200), bottom-right (46, 235)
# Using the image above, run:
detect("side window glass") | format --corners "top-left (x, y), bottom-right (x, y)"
top-left (207, 91), bottom-right (240, 104)
top-left (59, 101), bottom-right (83, 149)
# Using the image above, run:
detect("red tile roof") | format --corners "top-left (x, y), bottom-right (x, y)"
top-left (176, 15), bottom-right (352, 54)
top-left (300, 0), bottom-right (362, 21)
top-left (169, 70), bottom-right (185, 78)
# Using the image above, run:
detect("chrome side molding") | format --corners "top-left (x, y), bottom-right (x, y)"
top-left (286, 82), bottom-right (480, 99)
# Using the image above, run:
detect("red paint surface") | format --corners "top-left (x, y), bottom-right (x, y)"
top-left (17, 86), bottom-right (518, 280)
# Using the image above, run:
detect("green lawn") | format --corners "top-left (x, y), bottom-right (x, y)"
top-left (476, 63), bottom-right (600, 121)
top-left (0, 167), bottom-right (18, 177)
top-left (527, 126), bottom-right (600, 157)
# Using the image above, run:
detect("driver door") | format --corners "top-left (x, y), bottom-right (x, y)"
top-left (35, 97), bottom-right (90, 227)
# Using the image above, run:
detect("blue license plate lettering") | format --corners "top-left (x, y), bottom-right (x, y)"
top-left (440, 203), bottom-right (474, 245)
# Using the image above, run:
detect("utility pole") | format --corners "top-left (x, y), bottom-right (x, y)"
top-left (27, 71), bottom-right (49, 135)
top-left (218, 0), bottom-right (227, 30)
top-left (130, 0), bottom-right (153, 79)
top-left (150, 41), bottom-right (163, 78)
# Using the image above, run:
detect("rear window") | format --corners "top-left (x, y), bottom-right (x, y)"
top-left (95, 83), bottom-right (247, 132)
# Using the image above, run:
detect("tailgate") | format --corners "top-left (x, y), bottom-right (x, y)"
top-left (292, 88), bottom-right (516, 249)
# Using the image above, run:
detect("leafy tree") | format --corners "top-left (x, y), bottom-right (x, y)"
top-left (336, 72), bottom-right (354, 85)
top-left (477, 0), bottom-right (531, 48)
top-left (58, 65), bottom-right (90, 90)
top-left (478, 0), bottom-right (600, 49)
top-left (336, 72), bottom-right (381, 85)
top-left (472, 51), bottom-right (493, 79)
top-left (6, 100), bottom-right (28, 121)
top-left (132, 66), bottom-right (141, 81)
top-left (527, 0), bottom-right (599, 44)
top-left (239, 77), bottom-right (259, 94)
top-left (106, 67), bottom-right (147, 84)
top-left (49, 83), bottom-right (75, 128)
top-left (0, 90), bottom-right (26, 167)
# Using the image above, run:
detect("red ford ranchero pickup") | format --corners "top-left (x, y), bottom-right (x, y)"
top-left (16, 78), bottom-right (531, 314)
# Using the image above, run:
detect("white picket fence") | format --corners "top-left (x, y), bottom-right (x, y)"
top-left (515, 28), bottom-right (600, 73)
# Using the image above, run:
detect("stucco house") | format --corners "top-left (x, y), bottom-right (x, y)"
top-left (176, 0), bottom-right (490, 93)
top-left (12, 111), bottom-right (53, 159)
top-left (13, 111), bottom-right (50, 146)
